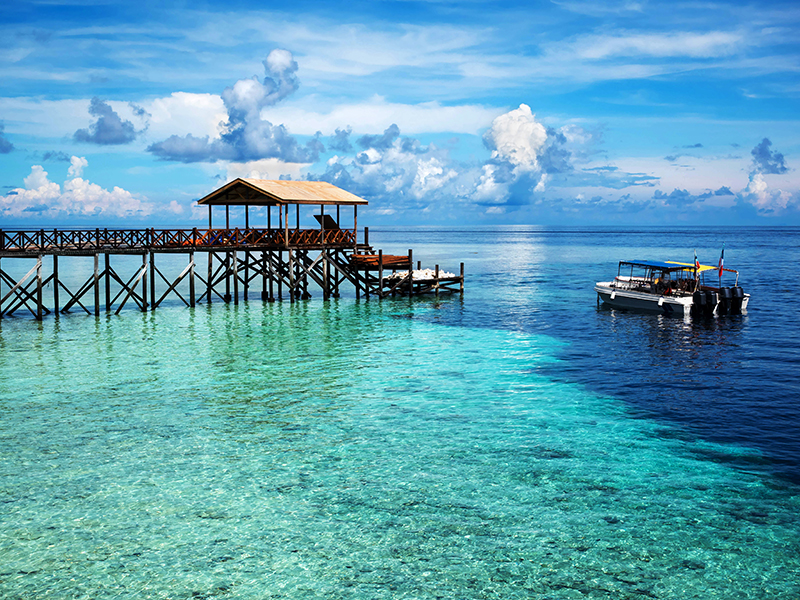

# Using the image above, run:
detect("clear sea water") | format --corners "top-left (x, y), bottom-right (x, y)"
top-left (1, 226), bottom-right (798, 599)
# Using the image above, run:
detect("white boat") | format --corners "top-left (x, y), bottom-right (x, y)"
top-left (595, 259), bottom-right (749, 317)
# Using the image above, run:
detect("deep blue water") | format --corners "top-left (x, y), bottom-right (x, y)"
top-left (374, 226), bottom-right (800, 484)
top-left (0, 225), bottom-right (798, 598)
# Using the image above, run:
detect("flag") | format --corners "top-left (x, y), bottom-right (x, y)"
top-left (718, 244), bottom-right (725, 278)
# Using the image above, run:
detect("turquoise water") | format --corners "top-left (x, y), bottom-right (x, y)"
top-left (1, 227), bottom-right (800, 598)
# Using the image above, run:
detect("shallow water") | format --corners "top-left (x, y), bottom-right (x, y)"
top-left (1, 226), bottom-right (798, 598)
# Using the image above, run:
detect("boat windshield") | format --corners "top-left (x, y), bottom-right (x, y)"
top-left (615, 260), bottom-right (697, 295)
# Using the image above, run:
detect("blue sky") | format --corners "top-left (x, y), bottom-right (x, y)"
top-left (1, 0), bottom-right (798, 226)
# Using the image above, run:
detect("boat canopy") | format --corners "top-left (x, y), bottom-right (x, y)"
top-left (621, 260), bottom-right (716, 273)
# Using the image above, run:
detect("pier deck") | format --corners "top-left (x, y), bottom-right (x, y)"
top-left (0, 179), bottom-right (464, 319)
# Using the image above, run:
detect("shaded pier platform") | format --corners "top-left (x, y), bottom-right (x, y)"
top-left (0, 179), bottom-right (463, 319)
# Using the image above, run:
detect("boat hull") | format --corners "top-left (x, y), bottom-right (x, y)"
top-left (595, 283), bottom-right (691, 315)
top-left (595, 283), bottom-right (749, 316)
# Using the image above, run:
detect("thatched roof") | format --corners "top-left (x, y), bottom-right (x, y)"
top-left (197, 178), bottom-right (368, 206)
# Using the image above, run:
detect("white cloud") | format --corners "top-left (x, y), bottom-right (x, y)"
top-left (1, 162), bottom-right (152, 218)
top-left (485, 104), bottom-right (547, 172)
top-left (67, 155), bottom-right (88, 178)
top-left (24, 164), bottom-right (52, 190)
top-left (222, 158), bottom-right (310, 182)
top-left (147, 92), bottom-right (227, 139)
top-left (742, 172), bottom-right (793, 212)
top-left (411, 157), bottom-right (457, 199)
top-left (573, 31), bottom-right (745, 60)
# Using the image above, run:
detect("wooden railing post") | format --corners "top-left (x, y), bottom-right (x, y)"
top-left (408, 249), bottom-right (413, 297)
top-left (378, 250), bottom-right (383, 298)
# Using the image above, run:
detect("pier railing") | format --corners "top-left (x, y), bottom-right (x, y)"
top-left (0, 228), bottom-right (357, 255)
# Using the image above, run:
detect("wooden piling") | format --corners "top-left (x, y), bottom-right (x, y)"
top-left (408, 249), bottom-right (413, 297)
top-left (189, 251), bottom-right (195, 307)
top-left (141, 253), bottom-right (148, 311)
top-left (233, 251), bottom-right (239, 304)
top-left (36, 255), bottom-right (43, 321)
top-left (53, 255), bottom-right (59, 315)
top-left (105, 253), bottom-right (111, 312)
top-left (94, 254), bottom-right (100, 316)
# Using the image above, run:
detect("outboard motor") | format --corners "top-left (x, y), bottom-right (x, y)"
top-left (704, 290), bottom-right (718, 317)
top-left (691, 290), bottom-right (706, 318)
top-left (730, 286), bottom-right (745, 314)
top-left (717, 287), bottom-right (732, 316)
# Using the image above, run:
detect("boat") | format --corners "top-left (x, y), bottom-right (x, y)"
top-left (595, 259), bottom-right (749, 317)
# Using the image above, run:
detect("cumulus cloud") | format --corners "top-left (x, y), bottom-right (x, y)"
top-left (308, 104), bottom-right (653, 217)
top-left (74, 97), bottom-right (139, 145)
top-left (329, 127), bottom-right (353, 152)
top-left (358, 124), bottom-right (401, 150)
top-left (483, 104), bottom-right (547, 172)
top-left (0, 123), bottom-right (13, 154)
top-left (740, 172), bottom-right (793, 213)
top-left (315, 124), bottom-right (458, 208)
top-left (714, 186), bottom-right (733, 196)
top-left (148, 49), bottom-right (321, 165)
top-left (67, 155), bottom-right (88, 178)
top-left (751, 137), bottom-right (788, 175)
top-left (1, 159), bottom-right (153, 218)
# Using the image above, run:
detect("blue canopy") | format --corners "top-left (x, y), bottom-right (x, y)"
top-left (621, 260), bottom-right (694, 272)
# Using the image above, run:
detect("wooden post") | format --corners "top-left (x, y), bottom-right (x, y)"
top-left (268, 252), bottom-right (274, 301)
top-left (207, 251), bottom-right (213, 304)
top-left (364, 226), bottom-right (369, 247)
top-left (141, 253), bottom-right (148, 311)
top-left (378, 250), bottom-right (384, 298)
top-left (232, 251), bottom-right (239, 304)
top-left (224, 251), bottom-right (231, 302)
top-left (189, 251), bottom-right (195, 307)
top-left (261, 251), bottom-right (268, 301)
top-left (354, 206), bottom-right (358, 248)
top-left (53, 255), bottom-right (59, 315)
top-left (208, 205), bottom-right (212, 229)
top-left (245, 205), bottom-right (250, 230)
top-left (408, 249), bottom-right (413, 297)
top-left (94, 253), bottom-right (100, 316)
top-left (225, 205), bottom-right (230, 230)
top-left (149, 252), bottom-right (156, 310)
top-left (284, 205), bottom-right (289, 248)
top-left (289, 249), bottom-right (295, 303)
top-left (105, 253), bottom-right (111, 312)
top-left (277, 250), bottom-right (282, 300)
top-left (242, 251), bottom-right (248, 301)
top-left (322, 252), bottom-right (329, 300)
top-left (36, 255), bottom-right (43, 321)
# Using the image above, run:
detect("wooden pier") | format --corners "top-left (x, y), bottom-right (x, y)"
top-left (0, 179), bottom-right (463, 319)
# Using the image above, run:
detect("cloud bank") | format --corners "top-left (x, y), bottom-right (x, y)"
top-left (1, 159), bottom-right (153, 219)
top-left (148, 49), bottom-right (322, 164)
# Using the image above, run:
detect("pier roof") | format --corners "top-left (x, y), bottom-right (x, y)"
top-left (197, 178), bottom-right (368, 207)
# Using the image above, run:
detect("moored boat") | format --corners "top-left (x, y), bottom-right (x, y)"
top-left (595, 259), bottom-right (749, 317)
